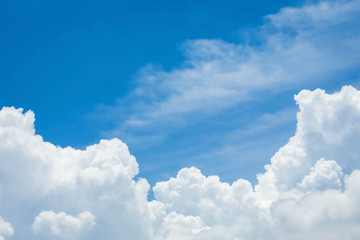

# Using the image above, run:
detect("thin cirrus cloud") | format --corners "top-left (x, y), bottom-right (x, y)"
top-left (1, 85), bottom-right (360, 239)
top-left (97, 0), bottom-right (360, 138)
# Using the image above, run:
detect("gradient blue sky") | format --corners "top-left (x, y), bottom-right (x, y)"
top-left (1, 0), bottom-right (359, 189)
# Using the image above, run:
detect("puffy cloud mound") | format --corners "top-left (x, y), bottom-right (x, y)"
top-left (32, 211), bottom-right (95, 237)
top-left (149, 86), bottom-right (360, 239)
top-left (1, 0), bottom-right (360, 239)
top-left (297, 158), bottom-right (343, 191)
top-left (0, 217), bottom-right (13, 240)
top-left (1, 85), bottom-right (360, 239)
top-left (0, 107), bottom-right (151, 240)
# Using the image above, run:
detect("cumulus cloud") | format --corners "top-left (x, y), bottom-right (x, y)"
top-left (153, 167), bottom-right (254, 225)
top-left (32, 211), bottom-right (95, 237)
top-left (0, 107), bottom-right (151, 240)
top-left (0, 217), bottom-right (13, 240)
top-left (270, 170), bottom-right (360, 240)
top-left (1, 87), bottom-right (360, 239)
top-left (1, 0), bottom-right (360, 239)
top-left (298, 158), bottom-right (343, 191)
top-left (150, 86), bottom-right (360, 239)
top-left (154, 212), bottom-right (211, 240)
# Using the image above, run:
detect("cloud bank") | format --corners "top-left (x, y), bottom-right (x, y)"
top-left (1, 86), bottom-right (360, 239)
top-left (1, 0), bottom-right (360, 239)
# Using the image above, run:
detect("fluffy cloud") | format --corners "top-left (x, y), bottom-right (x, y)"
top-left (154, 212), bottom-right (211, 240)
top-left (149, 86), bottom-right (360, 239)
top-left (32, 211), bottom-right (95, 237)
top-left (0, 107), bottom-right (151, 240)
top-left (153, 167), bottom-right (254, 225)
top-left (1, 0), bottom-right (360, 239)
top-left (297, 159), bottom-right (343, 191)
top-left (0, 217), bottom-right (13, 240)
top-left (270, 170), bottom-right (360, 240)
top-left (1, 86), bottom-right (360, 239)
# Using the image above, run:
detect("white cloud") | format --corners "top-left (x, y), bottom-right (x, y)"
top-left (153, 167), bottom-right (254, 225)
top-left (1, 0), bottom-right (360, 239)
top-left (101, 0), bottom-right (360, 135)
top-left (298, 158), bottom-right (343, 191)
top-left (0, 217), bottom-right (13, 240)
top-left (32, 211), bottom-right (95, 237)
top-left (0, 107), bottom-right (151, 239)
top-left (270, 170), bottom-right (360, 240)
top-left (154, 212), bottom-right (211, 240)
top-left (2, 87), bottom-right (360, 239)
top-left (149, 86), bottom-right (360, 240)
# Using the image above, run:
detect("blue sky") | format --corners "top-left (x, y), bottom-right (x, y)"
top-left (1, 0), bottom-right (360, 239)
top-left (1, 0), bottom-right (360, 188)
top-left (0, 0), bottom-right (299, 184)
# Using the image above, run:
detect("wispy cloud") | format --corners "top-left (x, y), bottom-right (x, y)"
top-left (96, 0), bottom-right (360, 140)
top-left (186, 107), bottom-right (297, 181)
top-left (2, 0), bottom-right (360, 239)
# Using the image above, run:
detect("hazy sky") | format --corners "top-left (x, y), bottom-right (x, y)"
top-left (1, 0), bottom-right (360, 239)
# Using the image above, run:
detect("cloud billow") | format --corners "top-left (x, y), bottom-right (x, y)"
top-left (0, 217), bottom-right (13, 240)
top-left (1, 0), bottom-right (360, 239)
top-left (1, 86), bottom-right (360, 239)
top-left (32, 211), bottom-right (95, 238)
